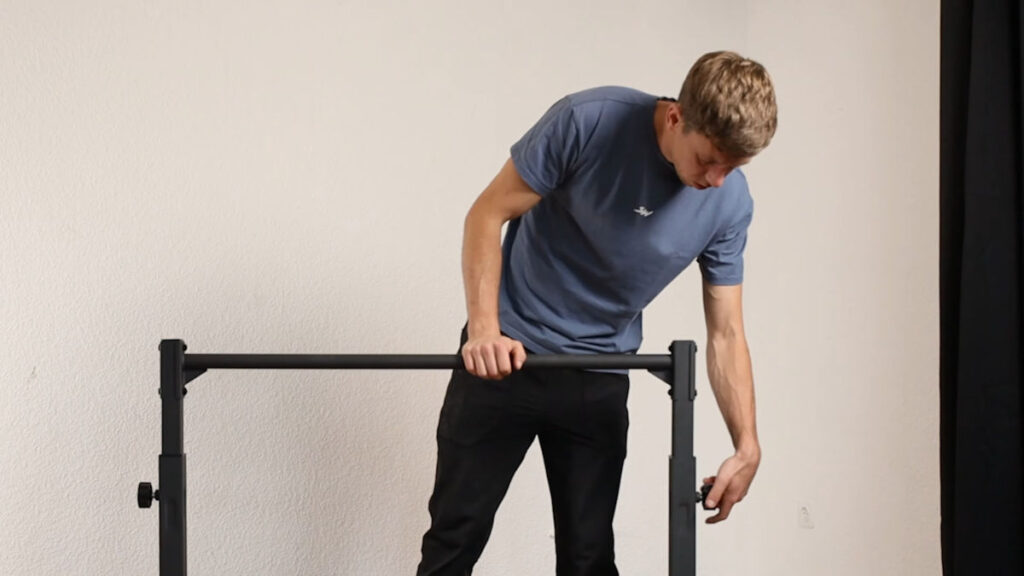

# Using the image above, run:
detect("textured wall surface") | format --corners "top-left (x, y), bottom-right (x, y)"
top-left (0, 1), bottom-right (939, 574)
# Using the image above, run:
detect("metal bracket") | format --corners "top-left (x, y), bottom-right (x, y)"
top-left (648, 369), bottom-right (672, 386)
top-left (184, 369), bottom-right (207, 385)
top-left (157, 370), bottom-right (205, 397)
top-left (648, 341), bottom-right (698, 400)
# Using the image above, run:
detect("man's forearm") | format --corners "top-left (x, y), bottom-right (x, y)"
top-left (706, 333), bottom-right (759, 458)
top-left (462, 207), bottom-right (504, 338)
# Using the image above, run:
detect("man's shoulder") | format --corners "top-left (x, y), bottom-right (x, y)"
top-left (724, 168), bottom-right (751, 196)
top-left (553, 87), bottom-right (658, 144)
top-left (716, 169), bottom-right (754, 224)
top-left (564, 86), bottom-right (657, 107)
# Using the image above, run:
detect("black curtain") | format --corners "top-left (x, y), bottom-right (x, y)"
top-left (940, 0), bottom-right (1024, 574)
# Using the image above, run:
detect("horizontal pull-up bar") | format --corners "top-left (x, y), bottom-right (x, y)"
top-left (183, 353), bottom-right (673, 372)
top-left (144, 339), bottom-right (699, 576)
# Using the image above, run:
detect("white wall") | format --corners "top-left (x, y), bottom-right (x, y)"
top-left (0, 1), bottom-right (939, 574)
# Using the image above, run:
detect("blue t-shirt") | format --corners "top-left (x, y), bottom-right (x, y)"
top-left (500, 86), bottom-right (753, 356)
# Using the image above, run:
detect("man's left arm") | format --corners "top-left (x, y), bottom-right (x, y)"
top-left (701, 281), bottom-right (761, 524)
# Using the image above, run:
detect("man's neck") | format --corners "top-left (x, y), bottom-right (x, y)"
top-left (653, 100), bottom-right (673, 160)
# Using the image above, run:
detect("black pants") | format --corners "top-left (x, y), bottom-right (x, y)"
top-left (417, 333), bottom-right (630, 576)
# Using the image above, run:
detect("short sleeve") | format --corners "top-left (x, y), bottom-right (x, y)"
top-left (698, 204), bottom-right (753, 286)
top-left (509, 96), bottom-right (581, 197)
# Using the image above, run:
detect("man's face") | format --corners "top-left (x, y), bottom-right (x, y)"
top-left (666, 108), bottom-right (751, 189)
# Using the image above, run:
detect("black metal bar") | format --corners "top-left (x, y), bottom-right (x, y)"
top-left (183, 353), bottom-right (672, 372)
top-left (159, 340), bottom-right (187, 576)
top-left (150, 341), bottom-right (696, 576)
top-left (668, 340), bottom-right (697, 576)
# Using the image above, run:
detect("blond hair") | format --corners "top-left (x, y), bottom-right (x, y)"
top-left (678, 51), bottom-right (778, 159)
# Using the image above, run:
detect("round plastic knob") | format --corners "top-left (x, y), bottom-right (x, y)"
top-left (697, 483), bottom-right (717, 510)
top-left (138, 482), bottom-right (159, 509)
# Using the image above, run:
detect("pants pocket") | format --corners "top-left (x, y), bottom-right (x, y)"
top-left (437, 369), bottom-right (515, 446)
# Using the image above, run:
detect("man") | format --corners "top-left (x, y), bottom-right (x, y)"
top-left (418, 51), bottom-right (777, 575)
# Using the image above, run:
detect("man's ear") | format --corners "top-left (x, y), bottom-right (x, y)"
top-left (671, 103), bottom-right (690, 134)
top-left (667, 102), bottom-right (683, 128)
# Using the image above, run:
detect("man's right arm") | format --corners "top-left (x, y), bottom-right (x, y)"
top-left (461, 157), bottom-right (543, 379)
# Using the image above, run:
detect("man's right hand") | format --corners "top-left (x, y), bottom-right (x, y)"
top-left (461, 333), bottom-right (527, 380)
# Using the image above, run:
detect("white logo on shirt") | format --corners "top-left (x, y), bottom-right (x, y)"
top-left (634, 206), bottom-right (654, 218)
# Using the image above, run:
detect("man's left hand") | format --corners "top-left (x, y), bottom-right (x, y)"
top-left (702, 449), bottom-right (761, 524)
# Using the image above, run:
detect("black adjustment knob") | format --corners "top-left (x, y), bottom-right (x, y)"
top-left (696, 483), bottom-right (716, 510)
top-left (138, 482), bottom-right (159, 509)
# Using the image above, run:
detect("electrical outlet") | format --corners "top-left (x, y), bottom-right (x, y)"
top-left (798, 505), bottom-right (815, 529)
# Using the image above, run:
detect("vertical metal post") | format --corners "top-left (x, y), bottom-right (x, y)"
top-left (668, 340), bottom-right (697, 576)
top-left (159, 340), bottom-right (187, 576)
